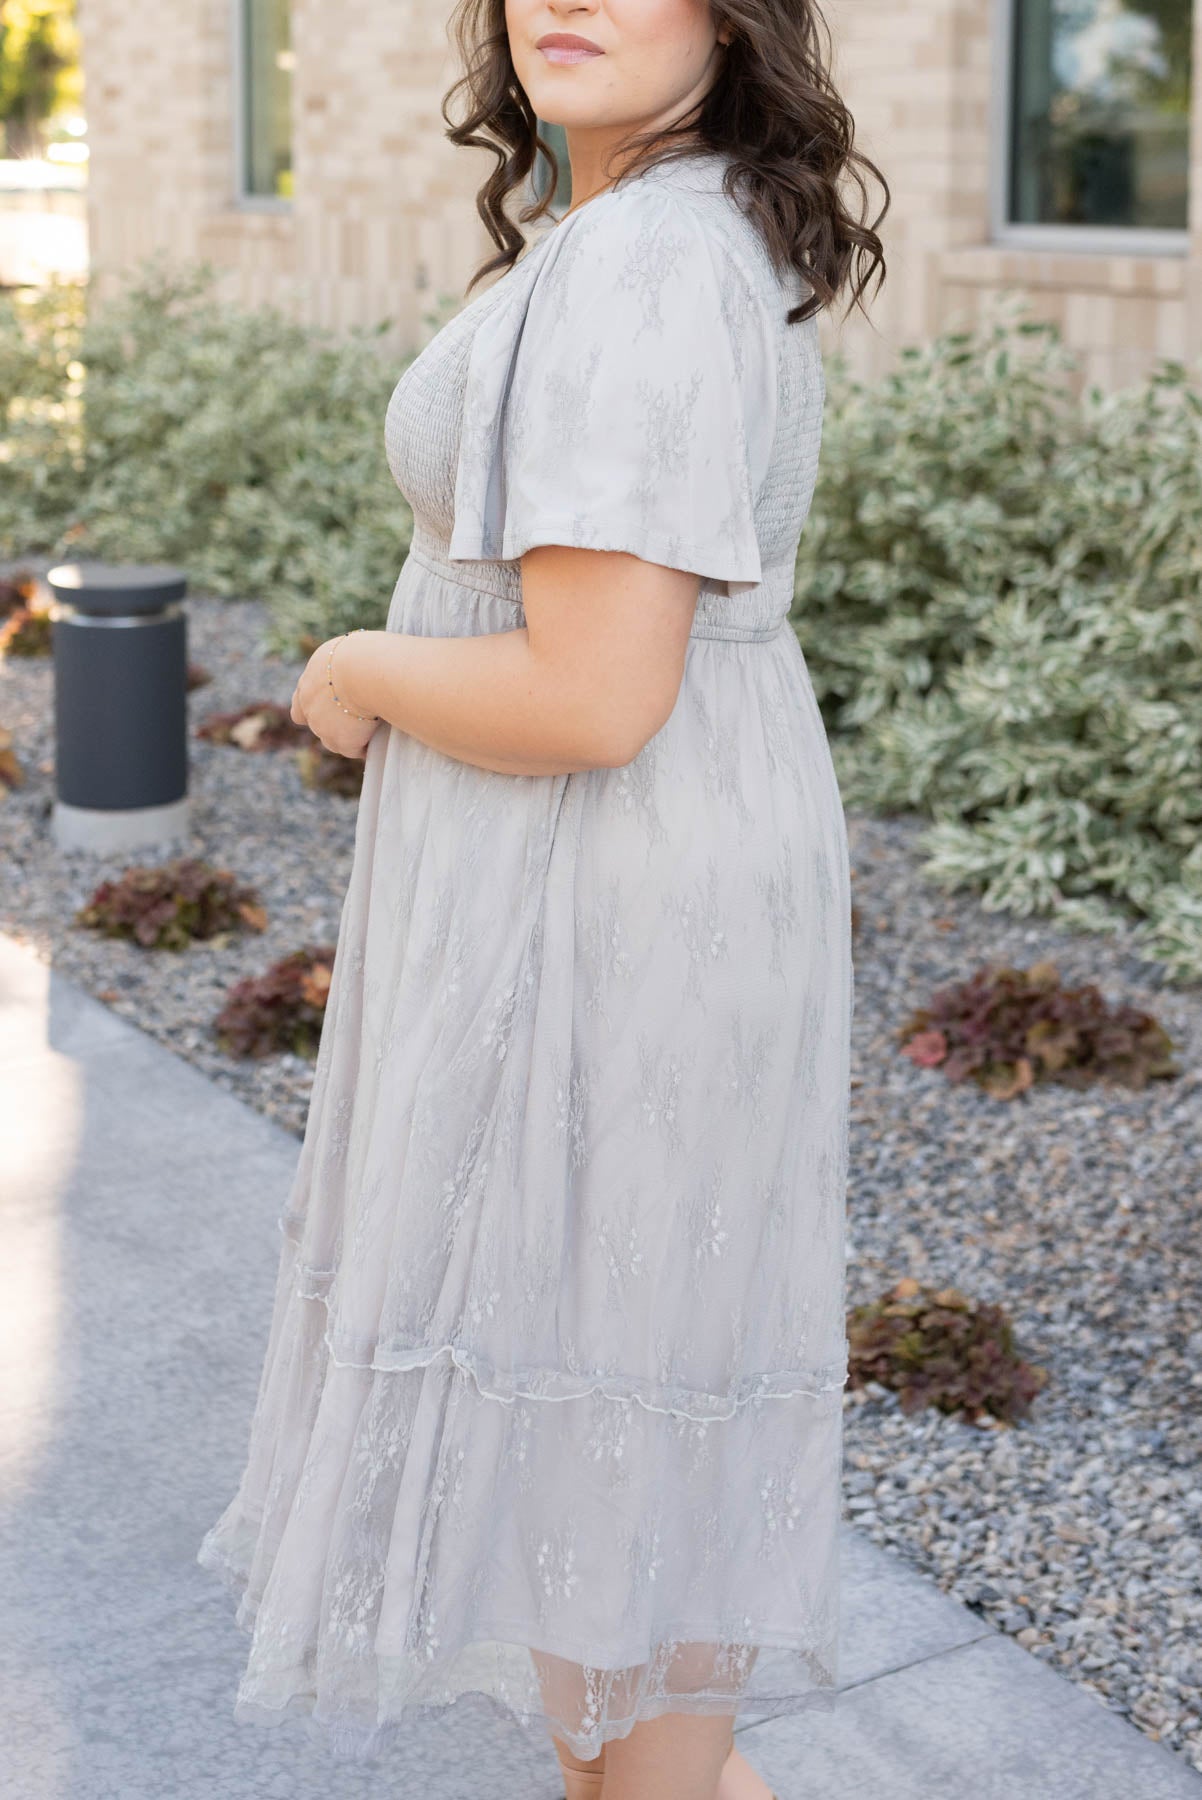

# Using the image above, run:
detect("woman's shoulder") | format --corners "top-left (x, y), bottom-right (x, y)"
top-left (531, 155), bottom-right (786, 342)
top-left (450, 152), bottom-right (789, 576)
top-left (552, 153), bottom-right (799, 332)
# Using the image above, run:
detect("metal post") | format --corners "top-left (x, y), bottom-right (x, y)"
top-left (47, 560), bottom-right (190, 854)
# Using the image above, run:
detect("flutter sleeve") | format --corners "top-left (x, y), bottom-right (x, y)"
top-left (447, 185), bottom-right (779, 591)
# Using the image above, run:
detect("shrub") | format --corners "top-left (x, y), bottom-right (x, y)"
top-left (847, 1277), bottom-right (1049, 1424)
top-left (213, 943), bottom-right (336, 1058)
top-left (898, 959), bottom-right (1179, 1098)
top-left (794, 298), bottom-right (1202, 985)
top-left (0, 282), bottom-right (88, 552)
top-left (196, 701), bottom-right (309, 751)
top-left (0, 256), bottom-right (421, 654)
top-left (74, 856), bottom-right (267, 949)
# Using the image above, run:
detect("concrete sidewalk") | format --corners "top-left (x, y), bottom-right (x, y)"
top-left (1, 928), bottom-right (1198, 1800)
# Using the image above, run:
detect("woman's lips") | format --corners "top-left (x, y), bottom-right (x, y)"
top-left (538, 40), bottom-right (604, 65)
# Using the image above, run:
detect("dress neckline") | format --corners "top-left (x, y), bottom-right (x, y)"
top-left (510, 145), bottom-right (733, 278)
top-left (552, 144), bottom-right (731, 226)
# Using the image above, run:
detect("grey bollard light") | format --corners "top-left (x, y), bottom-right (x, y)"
top-left (47, 560), bottom-right (190, 854)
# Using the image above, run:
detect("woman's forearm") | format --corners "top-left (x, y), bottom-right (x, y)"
top-left (330, 627), bottom-right (629, 777)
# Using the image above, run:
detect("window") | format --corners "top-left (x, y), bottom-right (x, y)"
top-left (1006, 0), bottom-right (1192, 237)
top-left (239, 0), bottom-right (293, 201)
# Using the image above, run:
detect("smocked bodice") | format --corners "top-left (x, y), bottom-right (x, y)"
top-left (383, 150), bottom-right (825, 643)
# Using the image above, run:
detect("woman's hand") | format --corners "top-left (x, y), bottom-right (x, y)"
top-left (289, 635), bottom-right (382, 761)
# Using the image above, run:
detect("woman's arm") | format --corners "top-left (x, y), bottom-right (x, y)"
top-left (293, 544), bottom-right (701, 777)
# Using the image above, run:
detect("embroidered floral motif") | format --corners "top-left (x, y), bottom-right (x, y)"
top-left (535, 1528), bottom-right (582, 1610)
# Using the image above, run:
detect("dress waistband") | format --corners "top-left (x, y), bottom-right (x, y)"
top-left (689, 617), bottom-right (784, 642)
top-left (404, 536), bottom-right (788, 644)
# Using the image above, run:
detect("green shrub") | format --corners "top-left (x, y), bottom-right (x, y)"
top-left (847, 1277), bottom-right (1049, 1425)
top-left (0, 282), bottom-right (87, 551)
top-left (898, 958), bottom-right (1179, 1098)
top-left (0, 255), bottom-right (421, 653)
top-left (794, 298), bottom-right (1202, 985)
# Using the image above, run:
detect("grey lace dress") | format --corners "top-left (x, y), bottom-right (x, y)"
top-left (197, 145), bottom-right (854, 1764)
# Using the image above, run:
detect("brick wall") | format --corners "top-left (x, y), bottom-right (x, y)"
top-left (78, 0), bottom-right (1202, 388)
top-left (77, 0), bottom-right (492, 353)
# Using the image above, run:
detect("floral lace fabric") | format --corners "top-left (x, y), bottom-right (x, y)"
top-left (197, 146), bottom-right (853, 1763)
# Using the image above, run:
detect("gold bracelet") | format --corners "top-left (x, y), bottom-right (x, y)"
top-left (326, 628), bottom-right (380, 722)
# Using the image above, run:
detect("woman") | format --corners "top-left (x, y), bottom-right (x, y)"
top-left (197, 3), bottom-right (888, 1797)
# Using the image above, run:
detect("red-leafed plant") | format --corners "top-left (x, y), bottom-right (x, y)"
top-left (196, 700), bottom-right (309, 750)
top-left (897, 960), bottom-right (1178, 1099)
top-left (75, 856), bottom-right (267, 950)
top-left (0, 600), bottom-right (54, 657)
top-left (0, 571), bottom-right (39, 620)
top-left (213, 943), bottom-right (336, 1058)
top-left (0, 726), bottom-right (25, 795)
top-left (847, 1277), bottom-right (1049, 1425)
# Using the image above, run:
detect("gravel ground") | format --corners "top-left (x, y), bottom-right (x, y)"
top-left (2, 573), bottom-right (1200, 1777)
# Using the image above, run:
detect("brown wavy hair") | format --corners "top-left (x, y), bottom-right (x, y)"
top-left (443, 0), bottom-right (889, 326)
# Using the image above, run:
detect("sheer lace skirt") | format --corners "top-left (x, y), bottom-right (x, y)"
top-left (197, 1226), bottom-right (845, 1763)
